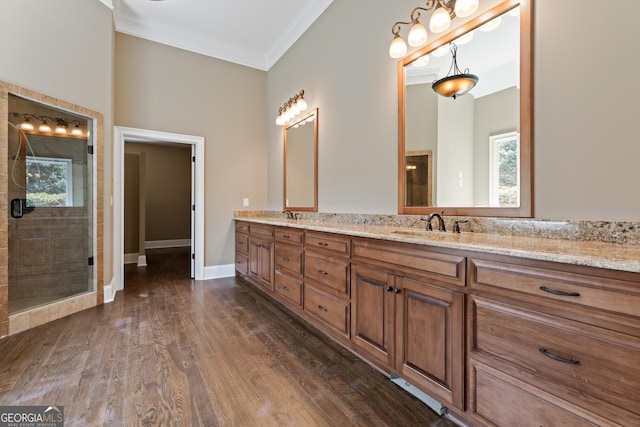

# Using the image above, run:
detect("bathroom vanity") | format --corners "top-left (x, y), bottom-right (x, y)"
top-left (235, 216), bottom-right (640, 426)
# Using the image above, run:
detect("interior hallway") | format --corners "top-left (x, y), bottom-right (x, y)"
top-left (0, 247), bottom-right (454, 426)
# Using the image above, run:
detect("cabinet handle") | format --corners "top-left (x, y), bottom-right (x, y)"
top-left (317, 242), bottom-right (328, 247)
top-left (539, 286), bottom-right (580, 297)
top-left (282, 257), bottom-right (290, 262)
top-left (282, 286), bottom-right (290, 291)
top-left (318, 270), bottom-right (328, 275)
top-left (282, 234), bottom-right (290, 238)
top-left (317, 305), bottom-right (328, 312)
top-left (394, 288), bottom-right (401, 294)
top-left (538, 347), bottom-right (580, 364)
top-left (385, 286), bottom-right (393, 292)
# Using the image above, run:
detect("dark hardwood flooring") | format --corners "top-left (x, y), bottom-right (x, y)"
top-left (0, 248), bottom-right (456, 426)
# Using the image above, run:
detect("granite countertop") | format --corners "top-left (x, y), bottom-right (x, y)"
top-left (235, 217), bottom-right (640, 274)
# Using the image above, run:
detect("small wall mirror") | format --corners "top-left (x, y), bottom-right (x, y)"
top-left (284, 108), bottom-right (318, 211)
top-left (398, 0), bottom-right (532, 217)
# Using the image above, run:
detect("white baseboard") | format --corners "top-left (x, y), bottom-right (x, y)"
top-left (137, 255), bottom-right (147, 267)
top-left (203, 263), bottom-right (235, 280)
top-left (146, 239), bottom-right (191, 249)
top-left (103, 278), bottom-right (116, 303)
top-left (124, 253), bottom-right (139, 264)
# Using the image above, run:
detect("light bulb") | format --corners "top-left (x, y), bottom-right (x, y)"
top-left (408, 22), bottom-right (428, 47)
top-left (480, 16), bottom-right (502, 32)
top-left (429, 7), bottom-right (451, 33)
top-left (389, 35), bottom-right (407, 59)
top-left (296, 97), bottom-right (308, 112)
top-left (455, 31), bottom-right (474, 45)
top-left (276, 115), bottom-right (285, 126)
top-left (432, 44), bottom-right (450, 57)
top-left (454, 0), bottom-right (479, 18)
top-left (305, 115), bottom-right (314, 123)
top-left (412, 55), bottom-right (429, 67)
top-left (55, 122), bottom-right (67, 134)
top-left (71, 124), bottom-right (84, 136)
top-left (39, 121), bottom-right (52, 133)
top-left (20, 119), bottom-right (34, 131)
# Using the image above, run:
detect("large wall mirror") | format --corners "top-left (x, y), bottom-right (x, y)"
top-left (284, 108), bottom-right (318, 212)
top-left (398, 0), bottom-right (532, 217)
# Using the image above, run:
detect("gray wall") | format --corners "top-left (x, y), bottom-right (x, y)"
top-left (114, 33), bottom-right (267, 266)
top-left (267, 0), bottom-right (640, 221)
top-left (0, 0), bottom-right (114, 281)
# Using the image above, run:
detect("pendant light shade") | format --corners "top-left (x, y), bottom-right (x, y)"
top-left (432, 43), bottom-right (478, 99)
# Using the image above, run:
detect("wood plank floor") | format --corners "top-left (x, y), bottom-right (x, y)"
top-left (0, 248), bottom-right (456, 426)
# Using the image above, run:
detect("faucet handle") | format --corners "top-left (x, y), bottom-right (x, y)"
top-left (453, 219), bottom-right (469, 233)
top-left (420, 217), bottom-right (433, 231)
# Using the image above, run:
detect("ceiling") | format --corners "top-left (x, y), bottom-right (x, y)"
top-left (110, 0), bottom-right (334, 71)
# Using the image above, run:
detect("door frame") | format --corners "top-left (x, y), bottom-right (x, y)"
top-left (112, 126), bottom-right (205, 298)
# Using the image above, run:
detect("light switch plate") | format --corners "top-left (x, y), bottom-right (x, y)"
top-left (243, 197), bottom-right (249, 207)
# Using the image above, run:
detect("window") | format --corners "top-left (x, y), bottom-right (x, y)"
top-left (26, 156), bottom-right (73, 207)
top-left (489, 131), bottom-right (519, 207)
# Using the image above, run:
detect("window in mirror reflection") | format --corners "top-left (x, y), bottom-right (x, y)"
top-left (489, 131), bottom-right (519, 207)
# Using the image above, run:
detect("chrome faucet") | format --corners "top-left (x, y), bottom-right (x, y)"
top-left (282, 210), bottom-right (295, 220)
top-left (421, 211), bottom-right (446, 232)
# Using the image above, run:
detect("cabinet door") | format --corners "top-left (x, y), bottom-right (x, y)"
top-left (249, 237), bottom-right (274, 291)
top-left (249, 237), bottom-right (260, 277)
top-left (351, 264), bottom-right (395, 369)
top-left (395, 276), bottom-right (465, 410)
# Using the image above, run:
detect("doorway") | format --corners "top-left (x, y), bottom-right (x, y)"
top-left (112, 127), bottom-right (205, 301)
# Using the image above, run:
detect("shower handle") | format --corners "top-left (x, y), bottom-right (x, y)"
top-left (10, 198), bottom-right (35, 219)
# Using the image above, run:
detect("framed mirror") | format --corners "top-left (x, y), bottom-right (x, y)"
top-left (398, 0), bottom-right (532, 217)
top-left (284, 108), bottom-right (318, 212)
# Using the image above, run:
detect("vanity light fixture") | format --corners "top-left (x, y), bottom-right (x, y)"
top-left (431, 43), bottom-right (478, 99)
top-left (275, 90), bottom-right (308, 126)
top-left (16, 113), bottom-right (87, 137)
top-left (389, 0), bottom-right (479, 58)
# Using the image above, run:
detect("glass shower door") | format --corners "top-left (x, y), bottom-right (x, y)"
top-left (7, 94), bottom-right (95, 314)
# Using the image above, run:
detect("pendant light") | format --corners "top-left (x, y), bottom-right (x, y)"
top-left (432, 43), bottom-right (478, 99)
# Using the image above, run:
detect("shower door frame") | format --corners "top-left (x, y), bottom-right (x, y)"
top-left (0, 81), bottom-right (104, 337)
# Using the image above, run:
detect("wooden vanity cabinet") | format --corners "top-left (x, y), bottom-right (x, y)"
top-left (274, 227), bottom-right (304, 308)
top-left (234, 221), bottom-right (250, 275)
top-left (351, 239), bottom-right (466, 411)
top-left (247, 224), bottom-right (274, 292)
top-left (303, 231), bottom-right (351, 339)
top-left (467, 254), bottom-right (640, 427)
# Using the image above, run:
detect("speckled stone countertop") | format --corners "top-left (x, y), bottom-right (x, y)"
top-left (234, 212), bottom-right (640, 274)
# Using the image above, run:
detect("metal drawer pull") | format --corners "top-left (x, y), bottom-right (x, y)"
top-left (317, 305), bottom-right (328, 312)
top-left (282, 257), bottom-right (290, 262)
top-left (538, 347), bottom-right (580, 364)
top-left (282, 286), bottom-right (290, 291)
top-left (539, 286), bottom-right (580, 297)
top-left (318, 270), bottom-right (328, 275)
top-left (385, 286), bottom-right (393, 292)
top-left (317, 242), bottom-right (328, 247)
top-left (282, 234), bottom-right (290, 238)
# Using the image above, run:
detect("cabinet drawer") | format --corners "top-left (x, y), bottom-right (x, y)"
top-left (471, 361), bottom-right (611, 427)
top-left (275, 244), bottom-right (303, 277)
top-left (235, 253), bottom-right (248, 275)
top-left (275, 227), bottom-right (304, 245)
top-left (275, 272), bottom-right (302, 306)
top-left (235, 221), bottom-right (250, 234)
top-left (352, 239), bottom-right (465, 287)
top-left (250, 224), bottom-right (274, 238)
top-left (304, 284), bottom-right (350, 337)
top-left (472, 297), bottom-right (640, 418)
top-left (306, 232), bottom-right (350, 257)
top-left (305, 252), bottom-right (350, 298)
top-left (469, 258), bottom-right (640, 318)
top-left (235, 233), bottom-right (249, 255)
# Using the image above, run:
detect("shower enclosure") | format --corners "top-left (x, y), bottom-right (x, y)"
top-left (7, 93), bottom-right (96, 314)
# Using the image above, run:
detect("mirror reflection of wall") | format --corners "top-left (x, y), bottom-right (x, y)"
top-left (284, 109), bottom-right (318, 211)
top-left (402, 4), bottom-right (524, 211)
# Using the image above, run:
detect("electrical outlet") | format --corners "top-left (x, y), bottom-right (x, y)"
top-left (243, 197), bottom-right (249, 207)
